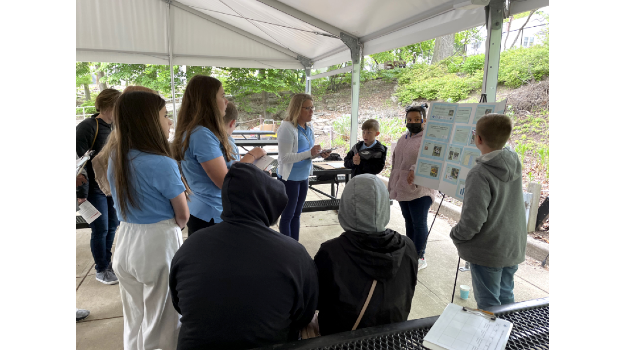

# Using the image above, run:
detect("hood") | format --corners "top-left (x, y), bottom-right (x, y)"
top-left (338, 174), bottom-right (390, 234)
top-left (476, 147), bottom-right (522, 182)
top-left (221, 162), bottom-right (288, 227)
top-left (342, 229), bottom-right (410, 281)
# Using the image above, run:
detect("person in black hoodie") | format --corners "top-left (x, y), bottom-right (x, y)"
top-left (76, 88), bottom-right (121, 285)
top-left (314, 174), bottom-right (419, 335)
top-left (169, 162), bottom-right (319, 350)
top-left (343, 119), bottom-right (387, 178)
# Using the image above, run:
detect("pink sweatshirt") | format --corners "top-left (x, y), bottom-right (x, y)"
top-left (388, 131), bottom-right (437, 203)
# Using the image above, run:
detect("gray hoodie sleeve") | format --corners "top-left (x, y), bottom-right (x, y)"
top-left (450, 169), bottom-right (491, 242)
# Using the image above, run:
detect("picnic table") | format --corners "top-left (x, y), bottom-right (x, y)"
top-left (232, 130), bottom-right (276, 140)
top-left (263, 297), bottom-right (550, 350)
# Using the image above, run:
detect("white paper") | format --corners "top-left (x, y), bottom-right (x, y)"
top-left (424, 303), bottom-right (513, 350)
top-left (253, 155), bottom-right (277, 171)
top-left (327, 162), bottom-right (344, 169)
top-left (78, 200), bottom-right (102, 224)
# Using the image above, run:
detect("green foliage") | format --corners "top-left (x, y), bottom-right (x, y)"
top-left (536, 145), bottom-right (549, 171)
top-left (395, 63), bottom-right (482, 103)
top-left (461, 54), bottom-right (485, 75)
top-left (77, 94), bottom-right (97, 116)
top-left (528, 171), bottom-right (534, 183)
top-left (514, 142), bottom-right (531, 168)
top-left (76, 62), bottom-right (92, 86)
top-left (332, 115), bottom-right (351, 141)
top-left (498, 43), bottom-right (549, 88)
top-left (100, 63), bottom-right (186, 97)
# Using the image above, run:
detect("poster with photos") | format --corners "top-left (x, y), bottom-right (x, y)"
top-left (413, 99), bottom-right (507, 201)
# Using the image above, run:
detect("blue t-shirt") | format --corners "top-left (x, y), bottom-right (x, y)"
top-left (359, 140), bottom-right (378, 151)
top-left (285, 124), bottom-right (314, 181)
top-left (225, 136), bottom-right (240, 169)
top-left (181, 126), bottom-right (238, 223)
top-left (108, 149), bottom-right (185, 224)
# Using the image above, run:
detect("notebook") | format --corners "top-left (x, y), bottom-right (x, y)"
top-left (423, 303), bottom-right (513, 350)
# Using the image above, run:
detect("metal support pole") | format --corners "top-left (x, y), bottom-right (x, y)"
top-left (481, 0), bottom-right (505, 103)
top-left (340, 33), bottom-right (362, 148)
top-left (305, 68), bottom-right (311, 94)
top-left (167, 1), bottom-right (177, 130)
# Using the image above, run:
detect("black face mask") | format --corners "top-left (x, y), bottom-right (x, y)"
top-left (406, 123), bottom-right (422, 134)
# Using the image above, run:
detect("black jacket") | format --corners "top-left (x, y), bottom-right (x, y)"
top-left (314, 229), bottom-right (419, 336)
top-left (343, 141), bottom-right (387, 178)
top-left (169, 163), bottom-right (319, 350)
top-left (76, 114), bottom-right (113, 198)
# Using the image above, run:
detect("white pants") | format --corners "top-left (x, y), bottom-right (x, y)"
top-left (113, 219), bottom-right (183, 350)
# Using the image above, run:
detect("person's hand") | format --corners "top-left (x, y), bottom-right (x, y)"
top-left (407, 171), bottom-right (414, 185)
top-left (76, 174), bottom-right (87, 187)
top-left (320, 150), bottom-right (330, 159)
top-left (77, 198), bottom-right (87, 205)
top-left (353, 153), bottom-right (361, 165)
top-left (311, 145), bottom-right (322, 157)
top-left (248, 147), bottom-right (267, 160)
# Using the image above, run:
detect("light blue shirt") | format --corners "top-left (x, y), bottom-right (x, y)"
top-left (226, 136), bottom-right (240, 169)
top-left (108, 149), bottom-right (185, 224)
top-left (281, 124), bottom-right (313, 181)
top-left (359, 140), bottom-right (378, 151)
top-left (181, 126), bottom-right (237, 223)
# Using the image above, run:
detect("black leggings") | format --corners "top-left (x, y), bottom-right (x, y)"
top-left (187, 215), bottom-right (216, 237)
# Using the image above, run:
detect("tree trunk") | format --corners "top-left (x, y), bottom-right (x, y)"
top-left (96, 70), bottom-right (107, 91)
top-left (503, 17), bottom-right (513, 50)
top-left (431, 33), bottom-right (455, 64)
top-left (509, 10), bottom-right (536, 49)
top-left (262, 91), bottom-right (268, 119)
top-left (83, 84), bottom-right (91, 102)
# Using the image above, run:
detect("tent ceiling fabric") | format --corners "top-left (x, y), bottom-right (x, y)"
top-left (76, 0), bottom-right (548, 69)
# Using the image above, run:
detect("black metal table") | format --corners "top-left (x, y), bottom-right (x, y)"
top-left (263, 298), bottom-right (549, 350)
top-left (234, 140), bottom-right (279, 147)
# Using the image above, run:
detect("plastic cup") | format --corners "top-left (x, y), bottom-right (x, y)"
top-left (460, 285), bottom-right (471, 300)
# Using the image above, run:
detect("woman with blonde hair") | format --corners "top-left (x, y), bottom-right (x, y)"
top-left (276, 93), bottom-right (329, 241)
top-left (172, 75), bottom-right (265, 236)
top-left (107, 91), bottom-right (190, 350)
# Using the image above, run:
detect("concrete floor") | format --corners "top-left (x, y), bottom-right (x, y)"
top-left (76, 183), bottom-right (549, 349)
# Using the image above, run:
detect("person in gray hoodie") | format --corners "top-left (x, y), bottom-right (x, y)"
top-left (450, 114), bottom-right (527, 310)
top-left (314, 174), bottom-right (420, 335)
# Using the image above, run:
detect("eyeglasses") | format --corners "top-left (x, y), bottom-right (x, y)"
top-left (301, 106), bottom-right (315, 111)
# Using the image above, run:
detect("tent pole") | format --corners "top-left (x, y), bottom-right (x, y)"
top-left (305, 68), bottom-right (311, 95)
top-left (167, 1), bottom-right (177, 131)
top-left (340, 33), bottom-right (362, 148)
top-left (481, 0), bottom-right (505, 103)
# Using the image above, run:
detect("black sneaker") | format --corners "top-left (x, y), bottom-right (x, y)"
top-left (107, 261), bottom-right (114, 274)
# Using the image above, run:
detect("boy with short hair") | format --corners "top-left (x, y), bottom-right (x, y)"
top-left (223, 101), bottom-right (240, 164)
top-left (450, 114), bottom-right (527, 310)
top-left (344, 119), bottom-right (387, 177)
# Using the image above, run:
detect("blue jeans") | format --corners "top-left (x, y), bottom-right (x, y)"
top-left (470, 263), bottom-right (519, 310)
top-left (398, 196), bottom-right (432, 259)
top-left (278, 178), bottom-right (308, 241)
top-left (87, 187), bottom-right (119, 273)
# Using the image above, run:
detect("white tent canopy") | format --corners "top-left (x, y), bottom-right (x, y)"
top-left (76, 0), bottom-right (548, 70)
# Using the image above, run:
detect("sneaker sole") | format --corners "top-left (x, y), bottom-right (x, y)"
top-left (76, 316), bottom-right (89, 322)
top-left (418, 263), bottom-right (428, 271)
top-left (95, 277), bottom-right (119, 285)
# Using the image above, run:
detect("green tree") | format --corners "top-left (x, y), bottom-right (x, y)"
top-left (76, 62), bottom-right (93, 101)
top-left (100, 63), bottom-right (186, 97)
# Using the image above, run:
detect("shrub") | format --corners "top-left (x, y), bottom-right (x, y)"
top-left (498, 44), bottom-right (549, 88)
top-left (461, 54), bottom-right (485, 75)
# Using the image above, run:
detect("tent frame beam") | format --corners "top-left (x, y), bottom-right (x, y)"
top-left (166, 0), bottom-right (303, 61)
top-left (167, 1), bottom-right (178, 130)
top-left (340, 33), bottom-right (362, 147)
top-left (482, 0), bottom-right (505, 103)
top-left (256, 0), bottom-right (352, 38)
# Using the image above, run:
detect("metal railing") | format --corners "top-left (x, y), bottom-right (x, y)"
top-left (76, 106), bottom-right (95, 120)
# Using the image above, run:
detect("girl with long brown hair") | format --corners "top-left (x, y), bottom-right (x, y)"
top-left (107, 91), bottom-right (189, 350)
top-left (172, 75), bottom-right (265, 235)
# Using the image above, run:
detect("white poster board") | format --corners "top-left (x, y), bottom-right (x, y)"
top-left (413, 100), bottom-right (508, 201)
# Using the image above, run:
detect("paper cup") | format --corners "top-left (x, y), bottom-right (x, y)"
top-left (460, 285), bottom-right (471, 300)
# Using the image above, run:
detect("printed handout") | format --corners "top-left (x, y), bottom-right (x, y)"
top-left (473, 104), bottom-right (496, 124)
top-left (425, 122), bottom-right (452, 142)
top-left (421, 141), bottom-right (447, 161)
top-left (455, 106), bottom-right (472, 123)
top-left (462, 148), bottom-right (481, 167)
top-left (456, 179), bottom-right (466, 200)
top-left (430, 103), bottom-right (457, 123)
top-left (416, 160), bottom-right (442, 180)
top-left (468, 128), bottom-right (477, 146)
top-left (443, 164), bottom-right (461, 185)
top-left (452, 126), bottom-right (472, 145)
top-left (447, 145), bottom-right (463, 164)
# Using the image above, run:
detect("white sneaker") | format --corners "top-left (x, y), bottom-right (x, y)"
top-left (418, 258), bottom-right (428, 270)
